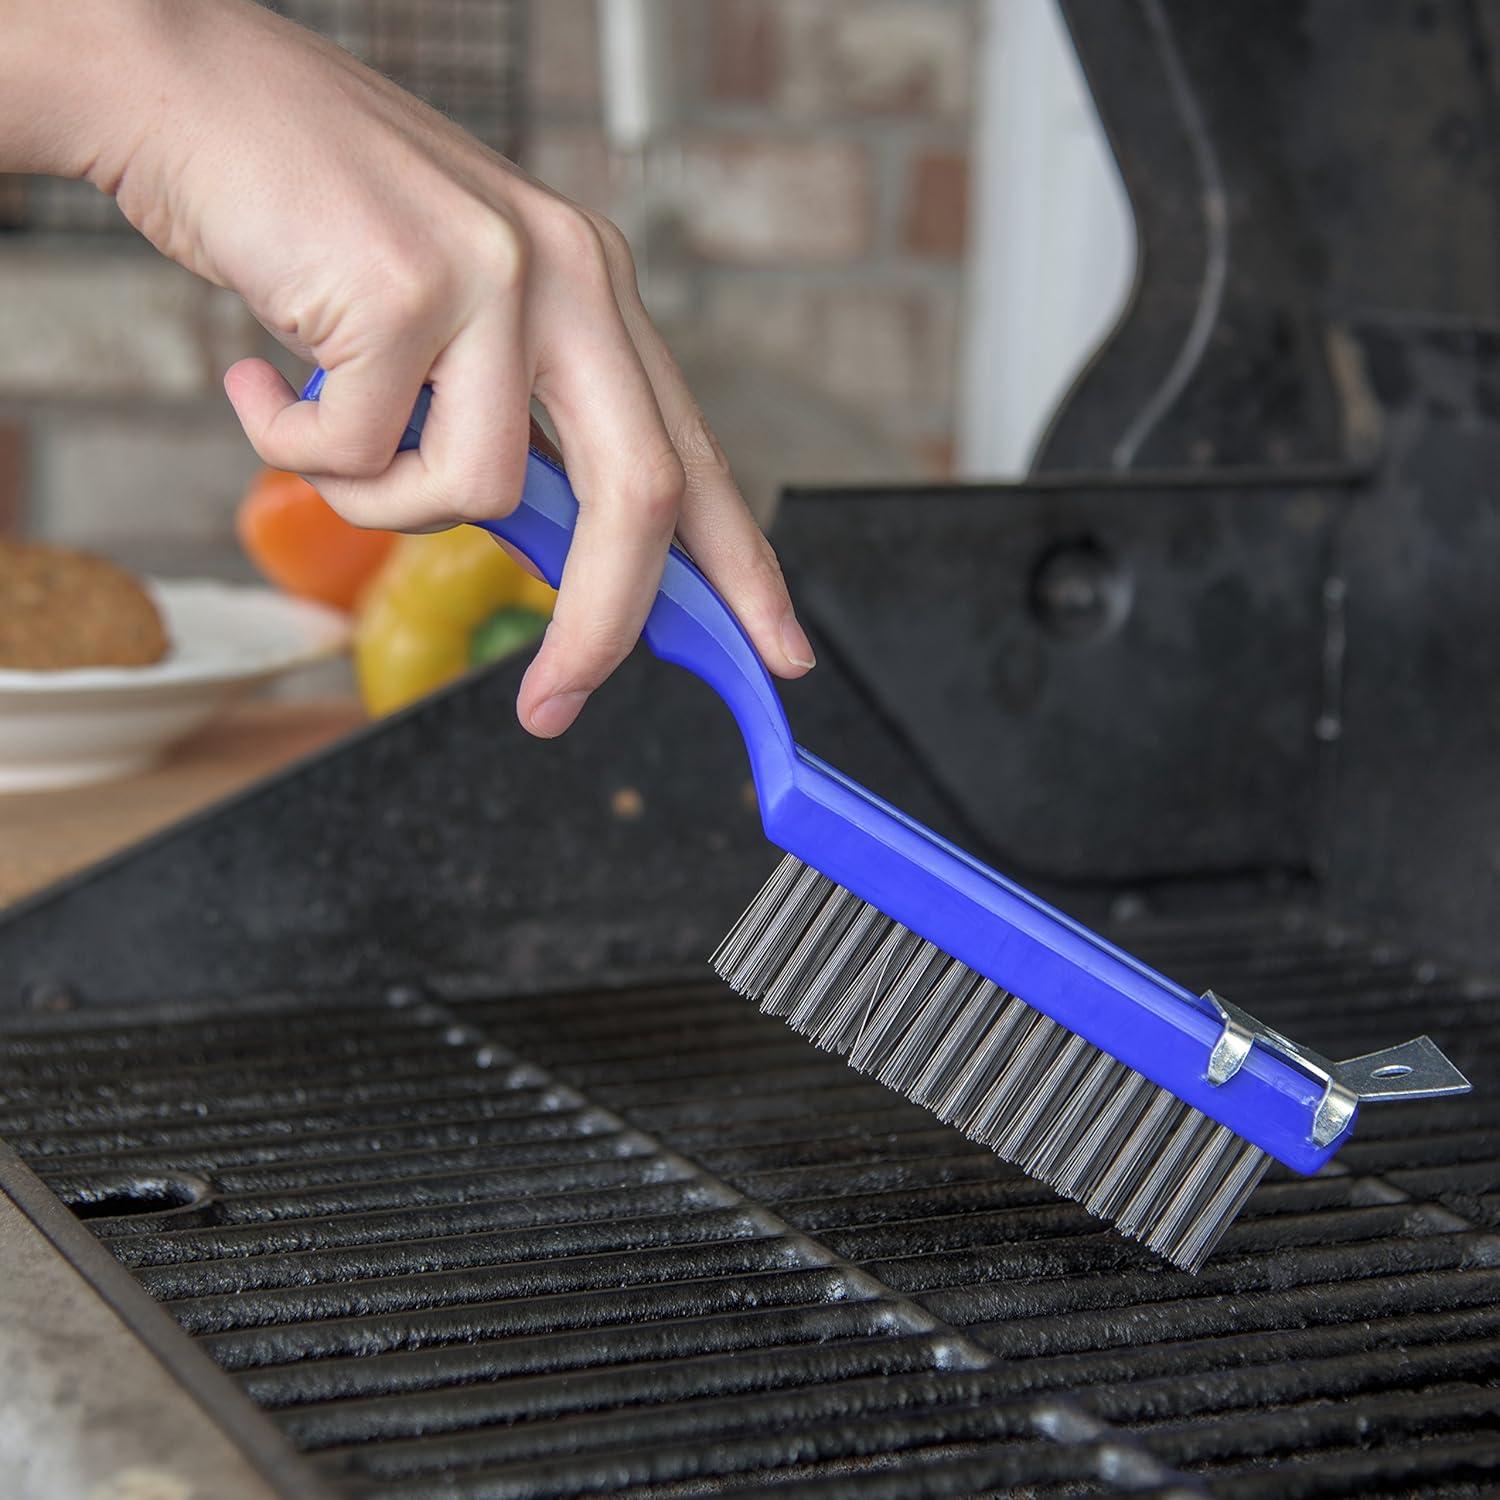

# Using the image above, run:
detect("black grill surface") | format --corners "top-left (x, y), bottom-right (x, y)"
top-left (2, 906), bottom-right (1497, 1498)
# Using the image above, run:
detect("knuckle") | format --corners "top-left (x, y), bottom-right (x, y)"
top-left (447, 497), bottom-right (493, 525)
top-left (584, 210), bottom-right (636, 276)
top-left (621, 447), bottom-right (686, 527)
top-left (321, 442), bottom-right (393, 481)
top-left (371, 260), bottom-right (447, 327)
top-left (750, 533), bottom-right (790, 597)
top-left (470, 211), bottom-right (528, 291)
top-left (443, 445), bottom-right (527, 523)
top-left (726, 529), bottom-right (791, 626)
top-left (316, 486), bottom-right (382, 531)
top-left (441, 485), bottom-right (492, 524)
top-left (447, 483), bottom-right (512, 525)
top-left (564, 621), bottom-right (632, 687)
top-left (673, 406), bottom-right (733, 480)
top-left (543, 202), bottom-right (613, 290)
top-left (534, 626), bottom-right (600, 694)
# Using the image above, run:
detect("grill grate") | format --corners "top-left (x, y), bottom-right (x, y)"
top-left (1, 904), bottom-right (1497, 1496)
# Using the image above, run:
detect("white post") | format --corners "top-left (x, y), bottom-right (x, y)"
top-left (958, 0), bottom-right (1137, 478)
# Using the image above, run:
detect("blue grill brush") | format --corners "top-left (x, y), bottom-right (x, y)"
top-left (308, 371), bottom-right (1471, 1270)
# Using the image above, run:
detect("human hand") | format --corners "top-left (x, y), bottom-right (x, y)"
top-left (70, 0), bottom-right (817, 735)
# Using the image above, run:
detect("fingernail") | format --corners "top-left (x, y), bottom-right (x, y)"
top-left (780, 609), bottom-right (817, 670)
top-left (527, 690), bottom-right (589, 738)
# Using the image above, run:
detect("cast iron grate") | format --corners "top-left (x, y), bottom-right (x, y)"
top-left (0, 903), bottom-right (1496, 1497)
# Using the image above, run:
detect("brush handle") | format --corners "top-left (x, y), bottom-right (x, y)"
top-left (299, 371), bottom-right (801, 802)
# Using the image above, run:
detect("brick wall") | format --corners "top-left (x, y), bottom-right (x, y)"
top-left (530, 0), bottom-right (979, 483)
top-left (0, 0), bottom-right (979, 570)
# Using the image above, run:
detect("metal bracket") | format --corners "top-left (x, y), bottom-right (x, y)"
top-left (1200, 990), bottom-right (1471, 1147)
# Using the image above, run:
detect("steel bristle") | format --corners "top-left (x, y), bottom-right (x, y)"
top-left (712, 855), bottom-right (1269, 1272)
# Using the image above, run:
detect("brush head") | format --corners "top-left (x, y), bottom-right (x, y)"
top-left (713, 854), bottom-right (1271, 1272)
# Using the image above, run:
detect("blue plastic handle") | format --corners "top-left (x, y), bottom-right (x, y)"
top-left (301, 368), bottom-right (801, 805)
top-left (300, 369), bottom-right (1353, 1174)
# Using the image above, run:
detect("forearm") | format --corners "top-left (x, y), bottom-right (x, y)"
top-left (0, 0), bottom-right (813, 736)
top-left (0, 0), bottom-right (164, 183)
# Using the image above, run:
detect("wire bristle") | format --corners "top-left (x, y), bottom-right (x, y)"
top-left (712, 855), bottom-right (1268, 1272)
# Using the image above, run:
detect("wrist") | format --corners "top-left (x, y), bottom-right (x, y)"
top-left (0, 0), bottom-right (172, 184)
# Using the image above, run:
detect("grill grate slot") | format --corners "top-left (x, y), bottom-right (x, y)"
top-left (236, 1301), bottom-right (927, 1408)
top-left (100, 1179), bottom-right (726, 1264)
top-left (131, 1209), bottom-right (780, 1299)
top-left (281, 1336), bottom-right (982, 1453)
top-left (159, 1234), bottom-right (832, 1336)
top-left (197, 1265), bottom-right (866, 1373)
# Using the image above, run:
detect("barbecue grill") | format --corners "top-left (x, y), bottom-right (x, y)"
top-left (4, 3), bottom-right (1500, 1497)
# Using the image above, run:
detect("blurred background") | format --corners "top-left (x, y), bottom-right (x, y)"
top-left (0, 0), bottom-right (1133, 579)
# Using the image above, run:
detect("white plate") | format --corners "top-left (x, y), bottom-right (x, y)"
top-left (0, 579), bottom-right (350, 792)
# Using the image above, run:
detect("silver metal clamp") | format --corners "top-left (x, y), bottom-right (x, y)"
top-left (1200, 989), bottom-right (1471, 1147)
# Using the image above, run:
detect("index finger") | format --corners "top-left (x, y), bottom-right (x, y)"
top-left (516, 337), bottom-right (684, 738)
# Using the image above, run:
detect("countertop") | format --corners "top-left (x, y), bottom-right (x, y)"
top-left (0, 697), bottom-right (365, 909)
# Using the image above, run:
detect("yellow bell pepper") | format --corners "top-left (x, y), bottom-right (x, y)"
top-left (355, 527), bottom-right (555, 716)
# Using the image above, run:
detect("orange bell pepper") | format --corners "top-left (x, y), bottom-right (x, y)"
top-left (236, 468), bottom-right (396, 611)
